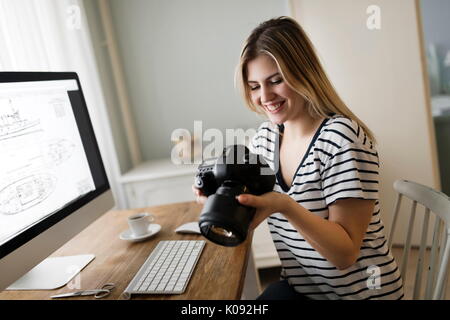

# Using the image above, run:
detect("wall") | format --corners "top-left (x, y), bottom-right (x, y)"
top-left (291, 0), bottom-right (440, 245)
top-left (106, 0), bottom-right (289, 162)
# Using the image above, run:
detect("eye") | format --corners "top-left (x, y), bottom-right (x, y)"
top-left (249, 85), bottom-right (260, 91)
top-left (270, 78), bottom-right (283, 85)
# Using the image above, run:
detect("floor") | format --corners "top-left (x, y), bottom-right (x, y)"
top-left (257, 246), bottom-right (450, 300)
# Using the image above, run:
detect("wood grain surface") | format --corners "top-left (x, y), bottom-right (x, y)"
top-left (0, 201), bottom-right (252, 300)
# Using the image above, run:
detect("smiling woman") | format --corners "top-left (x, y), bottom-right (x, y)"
top-left (236, 16), bottom-right (375, 143)
top-left (246, 55), bottom-right (307, 126)
top-left (230, 16), bottom-right (404, 300)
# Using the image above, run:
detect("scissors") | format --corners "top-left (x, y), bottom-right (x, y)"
top-left (50, 283), bottom-right (115, 299)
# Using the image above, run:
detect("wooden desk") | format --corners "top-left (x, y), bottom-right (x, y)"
top-left (0, 201), bottom-right (252, 300)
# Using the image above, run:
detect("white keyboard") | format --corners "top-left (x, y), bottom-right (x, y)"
top-left (123, 240), bottom-right (205, 298)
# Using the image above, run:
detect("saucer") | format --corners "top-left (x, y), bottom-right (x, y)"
top-left (119, 224), bottom-right (161, 242)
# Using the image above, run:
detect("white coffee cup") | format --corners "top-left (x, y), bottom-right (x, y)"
top-left (127, 212), bottom-right (155, 237)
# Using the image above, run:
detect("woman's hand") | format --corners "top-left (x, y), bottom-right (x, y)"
top-left (192, 185), bottom-right (208, 205)
top-left (236, 192), bottom-right (293, 230)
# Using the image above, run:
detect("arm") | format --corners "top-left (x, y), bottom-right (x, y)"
top-left (237, 193), bottom-right (374, 270)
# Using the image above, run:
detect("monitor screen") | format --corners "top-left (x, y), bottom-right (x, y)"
top-left (0, 73), bottom-right (110, 261)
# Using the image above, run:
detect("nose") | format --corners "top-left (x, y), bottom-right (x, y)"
top-left (260, 85), bottom-right (275, 104)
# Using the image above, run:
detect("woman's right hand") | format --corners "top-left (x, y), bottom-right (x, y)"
top-left (192, 185), bottom-right (208, 205)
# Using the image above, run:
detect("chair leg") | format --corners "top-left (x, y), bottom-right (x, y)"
top-left (388, 194), bottom-right (403, 249)
top-left (433, 237), bottom-right (450, 299)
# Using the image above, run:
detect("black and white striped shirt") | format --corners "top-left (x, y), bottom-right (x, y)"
top-left (250, 115), bottom-right (404, 300)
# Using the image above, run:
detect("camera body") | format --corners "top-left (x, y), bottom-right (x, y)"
top-left (195, 145), bottom-right (275, 247)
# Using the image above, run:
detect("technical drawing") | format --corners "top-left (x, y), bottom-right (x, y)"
top-left (0, 173), bottom-right (57, 215)
top-left (45, 139), bottom-right (76, 166)
top-left (0, 98), bottom-right (41, 140)
top-left (50, 97), bottom-right (67, 118)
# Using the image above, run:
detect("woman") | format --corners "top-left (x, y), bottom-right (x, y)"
top-left (194, 16), bottom-right (403, 300)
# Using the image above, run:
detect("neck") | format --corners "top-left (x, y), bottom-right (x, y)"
top-left (282, 113), bottom-right (324, 139)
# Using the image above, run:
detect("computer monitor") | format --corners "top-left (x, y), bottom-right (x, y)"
top-left (0, 72), bottom-right (114, 291)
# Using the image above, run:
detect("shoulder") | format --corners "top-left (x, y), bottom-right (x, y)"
top-left (320, 115), bottom-right (374, 150)
top-left (255, 121), bottom-right (279, 136)
top-left (252, 121), bottom-right (279, 144)
top-left (250, 121), bottom-right (279, 154)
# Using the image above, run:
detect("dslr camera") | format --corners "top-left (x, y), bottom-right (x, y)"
top-left (194, 144), bottom-right (275, 247)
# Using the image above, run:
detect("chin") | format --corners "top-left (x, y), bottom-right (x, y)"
top-left (270, 120), bottom-right (284, 125)
top-left (267, 115), bottom-right (286, 125)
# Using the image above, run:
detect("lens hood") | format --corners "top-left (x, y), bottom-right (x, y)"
top-left (198, 187), bottom-right (255, 247)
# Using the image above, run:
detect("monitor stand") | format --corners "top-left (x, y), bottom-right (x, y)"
top-left (6, 254), bottom-right (95, 290)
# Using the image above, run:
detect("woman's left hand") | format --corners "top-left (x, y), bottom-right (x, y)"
top-left (236, 192), bottom-right (293, 230)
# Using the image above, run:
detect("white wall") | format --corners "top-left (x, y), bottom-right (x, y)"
top-left (291, 0), bottom-right (440, 245)
top-left (107, 0), bottom-right (289, 161)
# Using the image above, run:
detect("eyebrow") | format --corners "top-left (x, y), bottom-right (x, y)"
top-left (247, 72), bottom-right (280, 84)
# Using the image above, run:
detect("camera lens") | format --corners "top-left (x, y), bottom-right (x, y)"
top-left (195, 145), bottom-right (275, 247)
top-left (210, 225), bottom-right (236, 238)
top-left (198, 182), bottom-right (254, 247)
top-left (199, 221), bottom-right (244, 247)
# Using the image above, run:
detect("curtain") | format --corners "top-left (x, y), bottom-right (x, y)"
top-left (0, 0), bottom-right (124, 207)
top-left (0, 0), bottom-right (81, 71)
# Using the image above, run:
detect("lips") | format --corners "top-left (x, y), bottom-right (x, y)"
top-left (264, 101), bottom-right (285, 114)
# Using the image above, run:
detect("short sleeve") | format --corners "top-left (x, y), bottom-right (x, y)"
top-left (248, 122), bottom-right (277, 156)
top-left (321, 142), bottom-right (379, 205)
top-left (248, 131), bottom-right (258, 155)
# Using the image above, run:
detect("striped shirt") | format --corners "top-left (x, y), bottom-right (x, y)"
top-left (250, 115), bottom-right (404, 300)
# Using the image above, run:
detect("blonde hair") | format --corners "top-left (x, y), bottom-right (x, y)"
top-left (235, 16), bottom-right (376, 143)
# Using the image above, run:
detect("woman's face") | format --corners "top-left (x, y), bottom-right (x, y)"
top-left (246, 54), bottom-right (306, 125)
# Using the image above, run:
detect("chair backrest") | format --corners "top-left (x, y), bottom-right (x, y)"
top-left (388, 179), bottom-right (450, 300)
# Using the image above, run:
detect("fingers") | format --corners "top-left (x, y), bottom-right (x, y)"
top-left (237, 194), bottom-right (268, 230)
top-left (197, 195), bottom-right (207, 205)
top-left (192, 185), bottom-right (207, 205)
top-left (236, 194), bottom-right (264, 208)
top-left (192, 184), bottom-right (200, 196)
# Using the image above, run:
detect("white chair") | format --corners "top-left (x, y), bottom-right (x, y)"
top-left (388, 179), bottom-right (450, 300)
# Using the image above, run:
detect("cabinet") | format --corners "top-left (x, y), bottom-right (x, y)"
top-left (252, 221), bottom-right (281, 269)
top-left (119, 159), bottom-right (197, 208)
